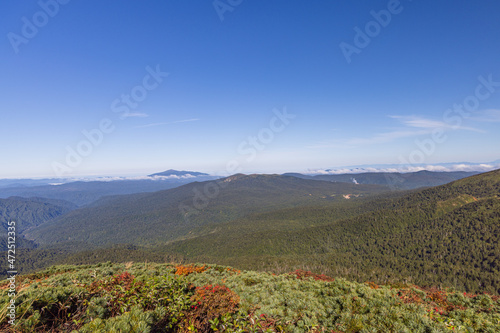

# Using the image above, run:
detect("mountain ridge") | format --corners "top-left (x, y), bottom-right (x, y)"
top-left (283, 170), bottom-right (479, 189)
top-left (148, 169), bottom-right (210, 177)
top-left (24, 174), bottom-right (389, 248)
top-left (159, 169), bottom-right (500, 293)
top-left (10, 170), bottom-right (500, 293)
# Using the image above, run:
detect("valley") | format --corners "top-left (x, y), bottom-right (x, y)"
top-left (2, 169), bottom-right (499, 295)
top-left (1, 168), bottom-right (500, 332)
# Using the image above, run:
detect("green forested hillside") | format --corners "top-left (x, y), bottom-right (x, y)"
top-left (0, 197), bottom-right (76, 233)
top-left (9, 170), bottom-right (500, 295)
top-left (0, 197), bottom-right (77, 251)
top-left (25, 175), bottom-right (388, 247)
top-left (160, 169), bottom-right (500, 294)
top-left (284, 170), bottom-right (479, 189)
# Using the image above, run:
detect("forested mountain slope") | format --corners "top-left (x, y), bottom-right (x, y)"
top-left (0, 179), bottom-right (212, 206)
top-left (284, 170), bottom-right (479, 189)
top-left (25, 174), bottom-right (388, 247)
top-left (0, 197), bottom-right (77, 250)
top-left (163, 169), bottom-right (500, 293)
top-left (13, 171), bottom-right (500, 293)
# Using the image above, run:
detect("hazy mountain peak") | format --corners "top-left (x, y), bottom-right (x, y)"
top-left (148, 169), bottom-right (209, 177)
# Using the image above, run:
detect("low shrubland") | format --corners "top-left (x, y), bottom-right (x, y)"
top-left (1, 262), bottom-right (499, 332)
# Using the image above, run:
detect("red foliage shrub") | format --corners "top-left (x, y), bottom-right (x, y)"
top-left (182, 284), bottom-right (240, 332)
top-left (396, 289), bottom-right (423, 304)
top-left (289, 269), bottom-right (335, 282)
top-left (225, 267), bottom-right (241, 275)
top-left (366, 281), bottom-right (380, 289)
top-left (463, 291), bottom-right (478, 298)
top-left (175, 265), bottom-right (207, 276)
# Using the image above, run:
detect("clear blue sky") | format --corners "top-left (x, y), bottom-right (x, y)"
top-left (2, 0), bottom-right (500, 178)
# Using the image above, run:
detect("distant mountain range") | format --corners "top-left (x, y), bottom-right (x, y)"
top-left (0, 170), bottom-right (218, 206)
top-left (283, 170), bottom-right (479, 189)
top-left (148, 169), bottom-right (210, 177)
top-left (0, 169), bottom-right (483, 206)
top-left (25, 174), bottom-right (387, 247)
top-left (10, 168), bottom-right (500, 294)
top-left (0, 178), bottom-right (68, 188)
top-left (306, 160), bottom-right (500, 175)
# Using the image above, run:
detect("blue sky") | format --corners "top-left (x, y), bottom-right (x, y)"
top-left (1, 0), bottom-right (500, 178)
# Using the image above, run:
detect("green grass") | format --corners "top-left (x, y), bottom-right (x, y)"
top-left (1, 262), bottom-right (499, 332)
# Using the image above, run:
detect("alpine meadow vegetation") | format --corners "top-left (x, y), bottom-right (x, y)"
top-left (1, 262), bottom-right (499, 332)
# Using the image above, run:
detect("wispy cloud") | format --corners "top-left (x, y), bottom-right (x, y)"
top-left (345, 129), bottom-right (431, 145)
top-left (389, 115), bottom-right (483, 132)
top-left (469, 109), bottom-right (500, 123)
top-left (307, 162), bottom-right (500, 175)
top-left (309, 115), bottom-right (485, 149)
top-left (307, 127), bottom-right (431, 149)
top-left (135, 118), bottom-right (200, 128)
top-left (66, 174), bottom-right (210, 182)
top-left (120, 112), bottom-right (149, 119)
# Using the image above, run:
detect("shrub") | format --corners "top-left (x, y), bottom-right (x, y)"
top-left (175, 265), bottom-right (207, 276)
top-left (289, 269), bottom-right (335, 282)
top-left (182, 284), bottom-right (240, 332)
